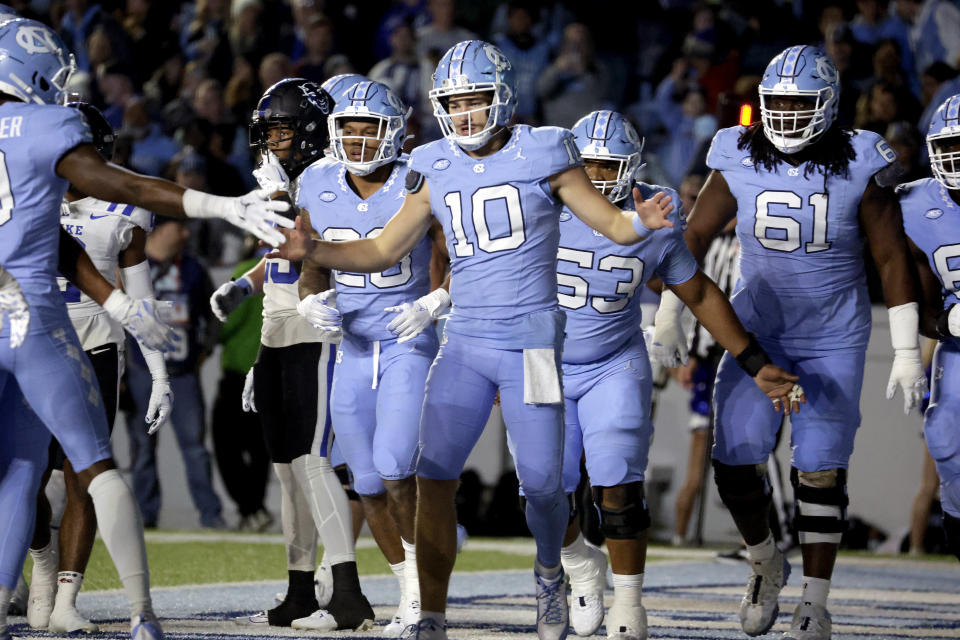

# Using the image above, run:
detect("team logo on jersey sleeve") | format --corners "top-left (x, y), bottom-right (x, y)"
top-left (925, 208), bottom-right (944, 219)
top-left (320, 191), bottom-right (337, 202)
top-left (432, 159), bottom-right (450, 171)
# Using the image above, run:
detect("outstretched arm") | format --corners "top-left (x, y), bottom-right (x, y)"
top-left (550, 166), bottom-right (674, 245)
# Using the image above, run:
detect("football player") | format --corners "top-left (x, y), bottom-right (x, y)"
top-left (653, 45), bottom-right (926, 639)
top-left (898, 93), bottom-right (960, 563)
top-left (0, 18), bottom-right (291, 640)
top-left (295, 79), bottom-right (448, 636)
top-left (210, 78), bottom-right (374, 631)
top-left (270, 40), bottom-right (800, 640)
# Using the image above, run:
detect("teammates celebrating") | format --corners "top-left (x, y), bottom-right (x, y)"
top-left (0, 9), bottom-right (956, 640)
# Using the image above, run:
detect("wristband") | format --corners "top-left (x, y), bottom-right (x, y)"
top-left (938, 303), bottom-right (958, 339)
top-left (234, 276), bottom-right (254, 297)
top-left (631, 212), bottom-right (654, 237)
top-left (735, 333), bottom-right (772, 377)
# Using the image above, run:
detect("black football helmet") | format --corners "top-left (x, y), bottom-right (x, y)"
top-left (66, 101), bottom-right (116, 161)
top-left (249, 78), bottom-right (332, 179)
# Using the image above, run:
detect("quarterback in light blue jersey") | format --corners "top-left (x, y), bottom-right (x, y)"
top-left (899, 93), bottom-right (960, 564)
top-left (271, 40), bottom-right (800, 640)
top-left (297, 79), bottom-right (448, 636)
top-left (0, 17), bottom-right (295, 640)
top-left (658, 45), bottom-right (926, 640)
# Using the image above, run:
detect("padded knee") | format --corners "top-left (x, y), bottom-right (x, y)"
top-left (713, 461), bottom-right (771, 515)
top-left (791, 467), bottom-right (848, 545)
top-left (944, 513), bottom-right (960, 562)
top-left (592, 482), bottom-right (650, 539)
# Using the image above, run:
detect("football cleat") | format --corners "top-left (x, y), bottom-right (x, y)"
top-left (564, 543), bottom-right (607, 636)
top-left (605, 603), bottom-right (647, 640)
top-left (131, 611), bottom-right (164, 640)
top-left (27, 551), bottom-right (58, 629)
top-left (383, 606), bottom-right (406, 637)
top-left (234, 611), bottom-right (269, 625)
top-left (535, 567), bottom-right (570, 640)
top-left (399, 618), bottom-right (447, 639)
top-left (739, 549), bottom-right (791, 636)
top-left (782, 602), bottom-right (832, 639)
top-left (49, 604), bottom-right (100, 634)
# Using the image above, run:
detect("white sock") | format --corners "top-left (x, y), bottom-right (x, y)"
top-left (86, 469), bottom-right (152, 618)
top-left (53, 572), bottom-right (83, 610)
top-left (420, 610), bottom-right (445, 626)
top-left (30, 542), bottom-right (57, 576)
top-left (560, 532), bottom-right (589, 563)
top-left (274, 463), bottom-right (318, 571)
top-left (611, 573), bottom-right (644, 608)
top-left (291, 454), bottom-right (355, 564)
top-left (800, 576), bottom-right (830, 608)
top-left (390, 560), bottom-right (405, 591)
top-left (746, 534), bottom-right (776, 564)
top-left (0, 584), bottom-right (9, 634)
top-left (401, 538), bottom-right (420, 603)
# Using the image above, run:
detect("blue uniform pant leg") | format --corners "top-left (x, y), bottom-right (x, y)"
top-left (417, 335), bottom-right (498, 481)
top-left (330, 340), bottom-right (383, 497)
top-left (0, 372), bottom-right (51, 589)
top-left (561, 394), bottom-right (583, 495)
top-left (374, 334), bottom-right (438, 484)
top-left (497, 347), bottom-right (568, 567)
top-left (168, 373), bottom-right (222, 526)
top-left (125, 362), bottom-right (160, 524)
top-left (789, 349), bottom-right (865, 472)
top-left (925, 341), bottom-right (960, 518)
top-left (712, 350), bottom-right (791, 466)
top-left (12, 325), bottom-right (111, 472)
top-left (578, 345), bottom-right (653, 488)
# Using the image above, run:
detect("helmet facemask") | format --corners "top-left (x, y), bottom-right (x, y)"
top-left (328, 113), bottom-right (403, 176)
top-left (759, 88), bottom-right (835, 154)
top-left (429, 85), bottom-right (512, 150)
top-left (582, 151), bottom-right (643, 204)
top-left (929, 133), bottom-right (960, 190)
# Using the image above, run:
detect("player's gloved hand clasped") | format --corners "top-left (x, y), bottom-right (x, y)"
top-left (0, 266), bottom-right (30, 348)
top-left (253, 151), bottom-right (291, 195)
top-left (210, 277), bottom-right (253, 322)
top-left (297, 289), bottom-right (342, 339)
top-left (103, 290), bottom-right (179, 353)
top-left (385, 288), bottom-right (451, 344)
top-left (182, 188), bottom-right (294, 247)
top-left (145, 376), bottom-right (173, 435)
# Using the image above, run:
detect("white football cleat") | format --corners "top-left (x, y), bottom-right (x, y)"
top-left (27, 555), bottom-right (57, 629)
top-left (383, 606), bottom-right (406, 637)
top-left (605, 604), bottom-right (647, 640)
top-left (315, 560), bottom-right (333, 608)
top-left (131, 611), bottom-right (164, 640)
top-left (234, 610), bottom-right (269, 625)
top-left (739, 549), bottom-right (791, 636)
top-left (403, 595), bottom-right (421, 628)
top-left (399, 618), bottom-right (447, 639)
top-left (781, 602), bottom-right (832, 639)
top-left (564, 543), bottom-right (607, 636)
top-left (49, 604), bottom-right (100, 634)
top-left (291, 608), bottom-right (338, 632)
top-left (535, 568), bottom-right (570, 640)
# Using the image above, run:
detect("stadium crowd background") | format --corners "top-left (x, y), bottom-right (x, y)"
top-left (19, 0), bottom-right (960, 545)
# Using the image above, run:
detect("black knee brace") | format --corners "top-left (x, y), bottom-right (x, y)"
top-left (713, 461), bottom-right (772, 515)
top-left (592, 482), bottom-right (651, 539)
top-left (944, 512), bottom-right (960, 562)
top-left (334, 465), bottom-right (360, 502)
top-left (790, 468), bottom-right (848, 542)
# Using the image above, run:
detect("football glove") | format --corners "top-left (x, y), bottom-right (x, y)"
top-left (649, 290), bottom-right (691, 368)
top-left (385, 288), bottom-right (451, 344)
top-left (242, 367), bottom-right (256, 413)
top-left (253, 151), bottom-right (290, 194)
top-left (103, 291), bottom-right (178, 353)
top-left (886, 302), bottom-right (927, 415)
top-left (297, 289), bottom-right (342, 338)
top-left (210, 277), bottom-right (253, 322)
top-left (182, 188), bottom-right (294, 247)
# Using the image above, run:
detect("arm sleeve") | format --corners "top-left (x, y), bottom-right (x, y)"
top-left (120, 260), bottom-right (154, 300)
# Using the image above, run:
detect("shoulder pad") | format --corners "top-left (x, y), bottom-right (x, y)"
top-left (706, 126), bottom-right (747, 172)
top-left (406, 169), bottom-right (424, 194)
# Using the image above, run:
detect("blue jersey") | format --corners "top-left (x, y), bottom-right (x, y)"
top-left (558, 184), bottom-right (696, 364)
top-left (0, 103), bottom-right (92, 338)
top-left (707, 125), bottom-right (895, 353)
top-left (300, 155), bottom-right (432, 342)
top-left (408, 124), bottom-right (582, 347)
top-left (898, 178), bottom-right (960, 315)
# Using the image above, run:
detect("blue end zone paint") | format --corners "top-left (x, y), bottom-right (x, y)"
top-left (8, 560), bottom-right (960, 639)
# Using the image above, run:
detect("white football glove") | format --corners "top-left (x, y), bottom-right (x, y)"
top-left (145, 377), bottom-right (173, 435)
top-left (253, 151), bottom-right (290, 194)
top-left (210, 277), bottom-right (253, 322)
top-left (297, 289), bottom-right (342, 338)
top-left (182, 188), bottom-right (294, 247)
top-left (103, 290), bottom-right (178, 353)
top-left (385, 288), bottom-right (451, 344)
top-left (886, 302), bottom-right (928, 415)
top-left (0, 266), bottom-right (30, 348)
top-left (649, 290), bottom-right (691, 368)
top-left (242, 367), bottom-right (256, 413)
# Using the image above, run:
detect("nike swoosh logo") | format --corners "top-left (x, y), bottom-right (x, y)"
top-left (89, 347), bottom-right (110, 355)
top-left (88, 213), bottom-right (110, 220)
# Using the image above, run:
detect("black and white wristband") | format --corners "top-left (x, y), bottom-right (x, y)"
top-left (937, 304), bottom-right (958, 340)
top-left (735, 333), bottom-right (772, 377)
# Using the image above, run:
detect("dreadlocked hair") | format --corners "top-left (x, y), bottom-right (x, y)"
top-left (737, 122), bottom-right (856, 179)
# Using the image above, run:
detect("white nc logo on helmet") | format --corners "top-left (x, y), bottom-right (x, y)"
top-left (385, 90), bottom-right (405, 115)
top-left (623, 122), bottom-right (641, 147)
top-left (16, 25), bottom-right (59, 55)
top-left (815, 56), bottom-right (838, 84)
top-left (483, 45), bottom-right (511, 72)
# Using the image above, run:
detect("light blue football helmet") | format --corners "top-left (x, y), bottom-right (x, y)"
top-left (328, 80), bottom-right (408, 176)
top-left (758, 45), bottom-right (839, 154)
top-left (321, 73), bottom-right (369, 103)
top-left (571, 110), bottom-right (644, 203)
top-left (429, 39), bottom-right (516, 150)
top-left (928, 93), bottom-right (960, 190)
top-left (0, 4), bottom-right (18, 22)
top-left (0, 18), bottom-right (75, 105)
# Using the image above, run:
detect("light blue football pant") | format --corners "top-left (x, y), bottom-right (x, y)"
top-left (925, 340), bottom-right (960, 518)
top-left (418, 332), bottom-right (568, 566)
top-left (712, 344), bottom-right (866, 472)
top-left (0, 324), bottom-right (112, 588)
top-left (330, 332), bottom-right (438, 497)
